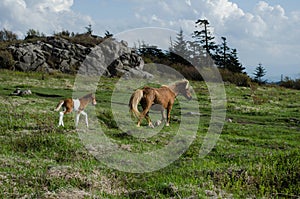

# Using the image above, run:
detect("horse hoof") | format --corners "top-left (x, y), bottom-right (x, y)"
top-left (166, 123), bottom-right (170, 127)
top-left (155, 120), bottom-right (162, 126)
top-left (149, 123), bottom-right (154, 128)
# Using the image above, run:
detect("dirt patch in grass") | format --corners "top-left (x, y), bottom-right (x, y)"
top-left (45, 166), bottom-right (128, 197)
top-left (43, 189), bottom-right (92, 199)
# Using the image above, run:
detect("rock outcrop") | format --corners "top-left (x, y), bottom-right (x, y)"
top-left (7, 36), bottom-right (152, 78)
top-left (10, 88), bottom-right (32, 96)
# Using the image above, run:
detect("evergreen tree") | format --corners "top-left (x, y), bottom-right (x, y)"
top-left (104, 30), bottom-right (113, 38)
top-left (85, 24), bottom-right (93, 35)
top-left (187, 39), bottom-right (206, 67)
top-left (169, 29), bottom-right (191, 65)
top-left (170, 29), bottom-right (188, 56)
top-left (193, 19), bottom-right (217, 55)
top-left (25, 29), bottom-right (45, 40)
top-left (137, 41), bottom-right (166, 63)
top-left (0, 29), bottom-right (18, 41)
top-left (227, 48), bottom-right (245, 73)
top-left (214, 37), bottom-right (230, 68)
top-left (214, 37), bottom-right (244, 73)
top-left (253, 63), bottom-right (267, 83)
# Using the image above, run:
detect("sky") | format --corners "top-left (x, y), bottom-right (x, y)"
top-left (0, 0), bottom-right (300, 81)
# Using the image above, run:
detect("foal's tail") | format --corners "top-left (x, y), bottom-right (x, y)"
top-left (54, 100), bottom-right (64, 111)
top-left (129, 89), bottom-right (143, 119)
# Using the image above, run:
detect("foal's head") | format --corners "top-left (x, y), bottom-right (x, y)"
top-left (176, 80), bottom-right (192, 100)
top-left (90, 93), bottom-right (97, 105)
top-left (82, 93), bottom-right (97, 106)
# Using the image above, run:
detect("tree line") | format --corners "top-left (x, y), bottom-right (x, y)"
top-left (2, 22), bottom-right (299, 89)
top-left (135, 19), bottom-right (267, 86)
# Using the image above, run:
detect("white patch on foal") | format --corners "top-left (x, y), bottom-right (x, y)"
top-left (73, 99), bottom-right (89, 127)
top-left (73, 99), bottom-right (80, 111)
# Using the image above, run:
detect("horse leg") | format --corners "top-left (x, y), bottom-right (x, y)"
top-left (81, 111), bottom-right (88, 127)
top-left (166, 105), bottom-right (173, 127)
top-left (137, 110), bottom-right (148, 127)
top-left (161, 108), bottom-right (166, 122)
top-left (58, 107), bottom-right (72, 127)
top-left (59, 111), bottom-right (64, 127)
top-left (75, 112), bottom-right (81, 127)
top-left (145, 112), bottom-right (154, 128)
top-left (137, 111), bottom-right (142, 127)
top-left (138, 103), bottom-right (153, 128)
top-left (154, 109), bottom-right (165, 127)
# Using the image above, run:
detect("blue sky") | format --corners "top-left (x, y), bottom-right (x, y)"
top-left (0, 0), bottom-right (300, 81)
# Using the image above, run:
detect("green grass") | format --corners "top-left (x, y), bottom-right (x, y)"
top-left (0, 69), bottom-right (299, 198)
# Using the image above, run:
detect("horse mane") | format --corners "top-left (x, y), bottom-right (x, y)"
top-left (81, 93), bottom-right (94, 99)
top-left (168, 80), bottom-right (189, 92)
top-left (175, 79), bottom-right (189, 88)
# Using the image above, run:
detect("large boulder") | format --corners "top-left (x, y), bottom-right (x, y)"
top-left (7, 36), bottom-right (152, 78)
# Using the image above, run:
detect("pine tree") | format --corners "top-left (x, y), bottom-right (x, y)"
top-left (169, 29), bottom-right (191, 65)
top-left (187, 39), bottom-right (206, 67)
top-left (193, 19), bottom-right (217, 56)
top-left (104, 30), bottom-right (113, 38)
top-left (0, 29), bottom-right (18, 41)
top-left (170, 29), bottom-right (189, 58)
top-left (85, 24), bottom-right (93, 35)
top-left (214, 37), bottom-right (230, 68)
top-left (214, 37), bottom-right (245, 73)
top-left (253, 63), bottom-right (267, 83)
top-left (25, 29), bottom-right (45, 40)
top-left (227, 48), bottom-right (245, 73)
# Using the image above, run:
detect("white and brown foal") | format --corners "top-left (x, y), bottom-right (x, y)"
top-left (55, 93), bottom-right (96, 127)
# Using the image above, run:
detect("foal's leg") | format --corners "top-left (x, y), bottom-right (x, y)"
top-left (58, 107), bottom-right (72, 127)
top-left (81, 111), bottom-right (88, 127)
top-left (59, 111), bottom-right (64, 127)
top-left (75, 112), bottom-right (81, 127)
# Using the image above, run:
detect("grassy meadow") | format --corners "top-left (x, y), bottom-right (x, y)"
top-left (0, 69), bottom-right (299, 198)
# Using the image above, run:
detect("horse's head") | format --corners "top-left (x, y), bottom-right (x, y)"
top-left (90, 93), bottom-right (97, 105)
top-left (177, 80), bottom-right (192, 100)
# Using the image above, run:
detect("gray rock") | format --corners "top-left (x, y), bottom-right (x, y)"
top-left (7, 37), bottom-right (150, 78)
top-left (10, 88), bottom-right (32, 96)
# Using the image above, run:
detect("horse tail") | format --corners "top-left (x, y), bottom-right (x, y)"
top-left (54, 100), bottom-right (64, 111)
top-left (129, 89), bottom-right (143, 119)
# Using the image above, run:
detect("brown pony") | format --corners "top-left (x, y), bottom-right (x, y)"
top-left (55, 93), bottom-right (97, 127)
top-left (129, 80), bottom-right (192, 128)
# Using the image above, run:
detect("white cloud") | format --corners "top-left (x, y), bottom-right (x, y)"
top-left (206, 0), bottom-right (244, 22)
top-left (185, 0), bottom-right (192, 7)
top-left (31, 0), bottom-right (73, 12)
top-left (0, 0), bottom-right (92, 38)
top-left (132, 0), bottom-right (300, 78)
top-left (256, 1), bottom-right (286, 18)
top-left (0, 0), bottom-right (299, 80)
top-left (131, 0), bottom-right (299, 42)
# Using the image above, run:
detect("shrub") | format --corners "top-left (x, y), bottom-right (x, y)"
top-left (180, 65), bottom-right (203, 81)
top-left (68, 33), bottom-right (104, 47)
top-left (280, 77), bottom-right (300, 90)
top-left (219, 69), bottom-right (251, 87)
top-left (0, 50), bottom-right (15, 70)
